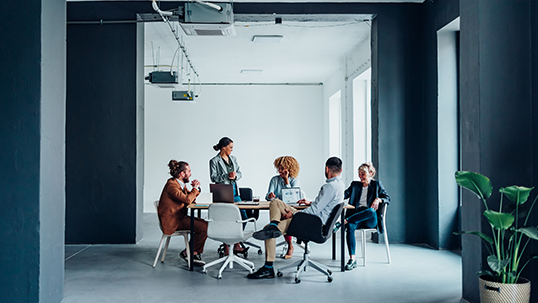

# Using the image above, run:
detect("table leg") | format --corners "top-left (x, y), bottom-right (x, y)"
top-left (341, 209), bottom-right (345, 272)
top-left (332, 233), bottom-right (336, 260)
top-left (190, 208), bottom-right (195, 271)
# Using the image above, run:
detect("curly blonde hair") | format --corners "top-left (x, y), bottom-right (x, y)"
top-left (273, 156), bottom-right (300, 178)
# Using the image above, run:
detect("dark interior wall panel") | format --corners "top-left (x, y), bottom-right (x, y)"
top-left (422, 0), bottom-right (460, 250)
top-left (460, 1), bottom-right (534, 302)
top-left (532, 0), bottom-right (538, 299)
top-left (0, 0), bottom-right (41, 299)
top-left (66, 11), bottom-right (138, 243)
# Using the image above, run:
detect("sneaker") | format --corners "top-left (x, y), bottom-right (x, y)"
top-left (179, 250), bottom-right (189, 263)
top-left (253, 224), bottom-right (282, 240)
top-left (246, 266), bottom-right (275, 279)
top-left (333, 222), bottom-right (342, 233)
top-left (344, 259), bottom-right (357, 271)
top-left (192, 254), bottom-right (205, 266)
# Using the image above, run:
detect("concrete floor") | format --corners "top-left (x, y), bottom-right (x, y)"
top-left (63, 212), bottom-right (466, 303)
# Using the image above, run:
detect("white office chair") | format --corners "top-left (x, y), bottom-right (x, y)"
top-left (152, 201), bottom-right (190, 267)
top-left (356, 204), bottom-right (391, 266)
top-left (203, 203), bottom-right (256, 279)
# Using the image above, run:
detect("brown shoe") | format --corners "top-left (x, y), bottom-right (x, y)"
top-left (282, 244), bottom-right (294, 259)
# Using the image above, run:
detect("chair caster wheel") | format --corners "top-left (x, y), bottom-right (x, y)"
top-left (258, 249), bottom-right (262, 255)
top-left (277, 271), bottom-right (283, 277)
top-left (295, 278), bottom-right (301, 284)
top-left (327, 270), bottom-right (332, 275)
top-left (328, 276), bottom-right (333, 283)
top-left (217, 275), bottom-right (222, 279)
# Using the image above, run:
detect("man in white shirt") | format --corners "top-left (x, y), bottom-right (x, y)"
top-left (247, 157), bottom-right (344, 279)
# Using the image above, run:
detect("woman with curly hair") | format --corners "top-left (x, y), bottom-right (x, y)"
top-left (265, 156), bottom-right (300, 259)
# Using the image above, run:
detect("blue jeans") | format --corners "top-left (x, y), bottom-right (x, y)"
top-left (345, 208), bottom-right (377, 256)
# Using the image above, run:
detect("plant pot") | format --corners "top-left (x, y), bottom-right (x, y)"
top-left (479, 276), bottom-right (531, 303)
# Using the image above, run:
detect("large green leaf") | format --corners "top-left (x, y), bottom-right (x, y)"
top-left (487, 255), bottom-right (510, 273)
top-left (455, 171), bottom-right (492, 200)
top-left (517, 226), bottom-right (538, 240)
top-left (454, 230), bottom-right (494, 244)
top-left (500, 186), bottom-right (534, 205)
top-left (484, 210), bottom-right (514, 230)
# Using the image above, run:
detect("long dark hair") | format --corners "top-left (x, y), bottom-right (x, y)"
top-left (168, 160), bottom-right (189, 178)
top-left (213, 137), bottom-right (233, 151)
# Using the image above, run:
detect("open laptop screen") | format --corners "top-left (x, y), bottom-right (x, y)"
top-left (210, 184), bottom-right (235, 203)
top-left (281, 187), bottom-right (302, 204)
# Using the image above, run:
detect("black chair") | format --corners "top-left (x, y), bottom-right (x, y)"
top-left (240, 187), bottom-right (262, 255)
top-left (277, 203), bottom-right (344, 283)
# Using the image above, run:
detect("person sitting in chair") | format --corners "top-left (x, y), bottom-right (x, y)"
top-left (247, 157), bottom-right (344, 279)
top-left (334, 162), bottom-right (390, 271)
top-left (158, 160), bottom-right (207, 266)
top-left (265, 155), bottom-right (300, 259)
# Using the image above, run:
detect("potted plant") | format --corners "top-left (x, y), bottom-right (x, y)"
top-left (454, 171), bottom-right (538, 303)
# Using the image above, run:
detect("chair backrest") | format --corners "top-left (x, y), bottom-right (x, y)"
top-left (154, 200), bottom-right (164, 232)
top-left (377, 203), bottom-right (388, 234)
top-left (239, 187), bottom-right (253, 201)
top-left (286, 203), bottom-right (344, 244)
top-left (207, 203), bottom-right (245, 243)
top-left (322, 203), bottom-right (344, 238)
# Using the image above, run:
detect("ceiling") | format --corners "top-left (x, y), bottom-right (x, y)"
top-left (144, 16), bottom-right (372, 84)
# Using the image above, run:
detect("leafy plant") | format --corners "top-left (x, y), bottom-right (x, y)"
top-left (454, 171), bottom-right (538, 283)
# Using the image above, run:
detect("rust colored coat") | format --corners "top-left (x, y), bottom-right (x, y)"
top-left (158, 178), bottom-right (200, 235)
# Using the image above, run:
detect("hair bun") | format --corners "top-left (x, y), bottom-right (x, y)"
top-left (213, 144), bottom-right (219, 151)
top-left (168, 160), bottom-right (178, 170)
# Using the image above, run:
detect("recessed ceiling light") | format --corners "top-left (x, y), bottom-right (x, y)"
top-left (241, 69), bottom-right (263, 74)
top-left (252, 35), bottom-right (284, 43)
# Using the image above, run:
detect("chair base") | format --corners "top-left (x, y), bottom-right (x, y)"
top-left (203, 250), bottom-right (255, 279)
top-left (277, 243), bottom-right (332, 283)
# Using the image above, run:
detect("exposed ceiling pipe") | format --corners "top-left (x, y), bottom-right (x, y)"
top-left (192, 0), bottom-right (223, 12)
top-left (151, 0), bottom-right (174, 17)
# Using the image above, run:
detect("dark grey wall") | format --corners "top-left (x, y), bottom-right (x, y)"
top-left (66, 8), bottom-right (142, 243)
top-left (0, 0), bottom-right (66, 302)
top-left (459, 0), bottom-right (535, 302)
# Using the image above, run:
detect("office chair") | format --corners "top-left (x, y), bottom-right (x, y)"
top-left (152, 201), bottom-right (190, 267)
top-left (355, 203), bottom-right (391, 266)
top-left (239, 187), bottom-right (263, 255)
top-left (203, 203), bottom-right (256, 279)
top-left (277, 203), bottom-right (343, 283)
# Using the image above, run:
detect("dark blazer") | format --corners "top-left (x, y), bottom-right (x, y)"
top-left (158, 178), bottom-right (200, 235)
top-left (344, 180), bottom-right (390, 232)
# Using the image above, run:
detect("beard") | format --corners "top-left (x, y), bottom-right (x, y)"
top-left (182, 176), bottom-right (190, 183)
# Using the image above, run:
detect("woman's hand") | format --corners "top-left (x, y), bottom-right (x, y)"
top-left (371, 198), bottom-right (382, 210)
top-left (297, 199), bottom-right (311, 206)
top-left (268, 192), bottom-right (276, 200)
top-left (228, 171), bottom-right (236, 179)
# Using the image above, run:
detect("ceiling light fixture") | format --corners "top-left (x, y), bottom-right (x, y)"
top-left (241, 69), bottom-right (263, 74)
top-left (252, 35), bottom-right (284, 43)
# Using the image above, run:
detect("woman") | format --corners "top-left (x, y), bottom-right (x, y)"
top-left (158, 160), bottom-right (207, 266)
top-left (336, 162), bottom-right (390, 271)
top-left (265, 156), bottom-right (300, 259)
top-left (209, 137), bottom-right (247, 256)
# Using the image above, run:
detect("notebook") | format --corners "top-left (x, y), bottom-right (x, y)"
top-left (209, 184), bottom-right (235, 203)
top-left (281, 187), bottom-right (302, 204)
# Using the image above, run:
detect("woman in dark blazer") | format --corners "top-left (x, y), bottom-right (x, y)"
top-left (338, 162), bottom-right (390, 271)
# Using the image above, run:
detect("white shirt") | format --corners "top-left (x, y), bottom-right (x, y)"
top-left (358, 185), bottom-right (368, 208)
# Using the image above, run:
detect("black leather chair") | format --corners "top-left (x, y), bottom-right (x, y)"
top-left (239, 187), bottom-right (262, 255)
top-left (277, 203), bottom-right (344, 283)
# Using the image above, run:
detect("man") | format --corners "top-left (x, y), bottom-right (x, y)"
top-left (247, 157), bottom-right (345, 279)
top-left (158, 160), bottom-right (207, 266)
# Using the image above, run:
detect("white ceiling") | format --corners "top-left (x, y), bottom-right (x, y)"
top-left (144, 17), bottom-right (372, 84)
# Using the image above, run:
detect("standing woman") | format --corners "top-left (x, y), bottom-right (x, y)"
top-left (265, 156), bottom-right (300, 259)
top-left (209, 137), bottom-right (247, 255)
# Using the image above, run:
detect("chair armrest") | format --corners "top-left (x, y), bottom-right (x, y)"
top-left (237, 217), bottom-right (257, 230)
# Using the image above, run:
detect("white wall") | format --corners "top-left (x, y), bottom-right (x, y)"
top-left (144, 84), bottom-right (325, 212)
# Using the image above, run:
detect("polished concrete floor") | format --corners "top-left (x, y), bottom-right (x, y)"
top-left (63, 212), bottom-right (467, 303)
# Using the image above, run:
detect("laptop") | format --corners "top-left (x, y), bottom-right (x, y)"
top-left (210, 184), bottom-right (235, 203)
top-left (281, 187), bottom-right (302, 205)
